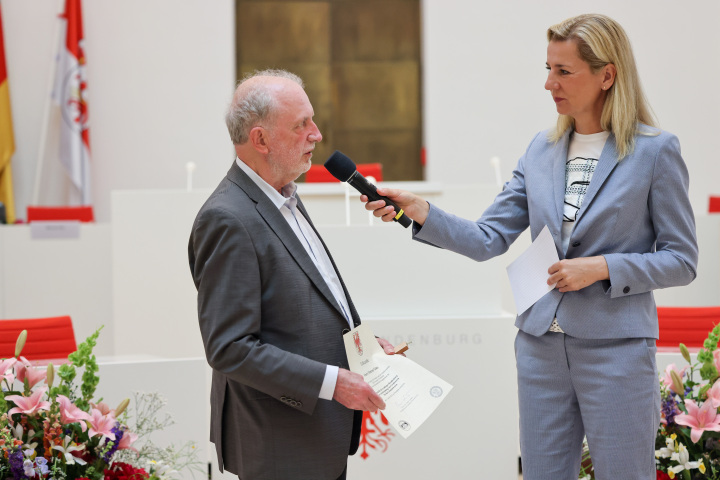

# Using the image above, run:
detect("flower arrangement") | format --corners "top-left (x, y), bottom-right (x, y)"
top-left (654, 324), bottom-right (720, 480)
top-left (577, 324), bottom-right (720, 480)
top-left (1, 328), bottom-right (198, 480)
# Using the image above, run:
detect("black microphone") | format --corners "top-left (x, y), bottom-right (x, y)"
top-left (324, 151), bottom-right (412, 228)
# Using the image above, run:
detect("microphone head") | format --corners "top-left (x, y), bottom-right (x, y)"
top-left (324, 151), bottom-right (357, 182)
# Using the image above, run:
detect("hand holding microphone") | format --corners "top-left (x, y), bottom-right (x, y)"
top-left (324, 151), bottom-right (417, 227)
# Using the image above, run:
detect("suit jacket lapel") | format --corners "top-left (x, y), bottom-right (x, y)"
top-left (297, 197), bottom-right (361, 327)
top-left (226, 163), bottom-right (350, 324)
top-left (552, 131), bottom-right (571, 240)
top-left (574, 133), bottom-right (619, 223)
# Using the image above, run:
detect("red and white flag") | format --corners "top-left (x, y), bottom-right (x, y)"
top-left (52, 0), bottom-right (90, 205)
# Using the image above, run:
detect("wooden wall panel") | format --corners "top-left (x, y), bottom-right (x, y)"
top-left (237, 2), bottom-right (330, 64)
top-left (236, 0), bottom-right (422, 180)
top-left (331, 1), bottom-right (420, 62)
top-left (332, 61), bottom-right (419, 131)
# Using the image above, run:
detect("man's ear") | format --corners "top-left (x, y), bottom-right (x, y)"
top-left (249, 126), bottom-right (270, 155)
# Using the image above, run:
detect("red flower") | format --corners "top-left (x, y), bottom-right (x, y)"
top-left (657, 470), bottom-right (671, 480)
top-left (104, 461), bottom-right (149, 480)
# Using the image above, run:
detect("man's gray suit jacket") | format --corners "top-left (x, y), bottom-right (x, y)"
top-left (415, 127), bottom-right (698, 338)
top-left (189, 162), bottom-right (362, 480)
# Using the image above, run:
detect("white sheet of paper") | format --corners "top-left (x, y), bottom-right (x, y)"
top-left (343, 324), bottom-right (452, 439)
top-left (506, 225), bottom-right (559, 315)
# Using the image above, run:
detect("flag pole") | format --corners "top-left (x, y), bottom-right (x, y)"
top-left (32, 0), bottom-right (64, 205)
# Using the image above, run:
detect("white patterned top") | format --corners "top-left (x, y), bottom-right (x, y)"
top-left (551, 130), bottom-right (609, 334)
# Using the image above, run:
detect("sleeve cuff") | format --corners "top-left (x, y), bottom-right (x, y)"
top-left (318, 365), bottom-right (339, 400)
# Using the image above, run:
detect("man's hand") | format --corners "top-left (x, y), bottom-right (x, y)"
top-left (548, 256), bottom-right (609, 293)
top-left (333, 368), bottom-right (386, 412)
top-left (376, 337), bottom-right (406, 357)
top-left (360, 187), bottom-right (430, 225)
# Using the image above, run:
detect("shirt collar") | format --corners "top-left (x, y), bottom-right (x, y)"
top-left (235, 157), bottom-right (297, 209)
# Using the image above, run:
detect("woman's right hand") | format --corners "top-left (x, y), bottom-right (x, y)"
top-left (360, 188), bottom-right (430, 225)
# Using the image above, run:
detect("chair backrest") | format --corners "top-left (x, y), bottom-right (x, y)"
top-left (305, 163), bottom-right (384, 183)
top-left (27, 206), bottom-right (95, 223)
top-left (710, 196), bottom-right (720, 213)
top-left (657, 306), bottom-right (720, 348)
top-left (0, 316), bottom-right (77, 361)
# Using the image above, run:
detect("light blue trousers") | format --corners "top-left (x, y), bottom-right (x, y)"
top-left (515, 330), bottom-right (661, 480)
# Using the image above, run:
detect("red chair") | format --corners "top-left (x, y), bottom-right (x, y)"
top-left (657, 306), bottom-right (720, 348)
top-left (0, 316), bottom-right (77, 361)
top-left (26, 206), bottom-right (94, 223)
top-left (306, 163), bottom-right (384, 183)
top-left (710, 196), bottom-right (720, 213)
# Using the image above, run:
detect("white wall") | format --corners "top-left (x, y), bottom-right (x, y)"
top-left (1, 0), bottom-right (235, 222)
top-left (422, 0), bottom-right (720, 216)
top-left (2, 0), bottom-right (719, 223)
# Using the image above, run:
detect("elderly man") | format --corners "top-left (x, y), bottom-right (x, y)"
top-left (188, 69), bottom-right (395, 480)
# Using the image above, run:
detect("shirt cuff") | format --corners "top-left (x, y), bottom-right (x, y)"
top-left (319, 365), bottom-right (339, 400)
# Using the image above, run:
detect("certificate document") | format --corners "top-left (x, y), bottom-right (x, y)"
top-left (343, 323), bottom-right (453, 438)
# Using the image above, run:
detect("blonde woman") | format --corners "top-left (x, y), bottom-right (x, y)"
top-left (363, 14), bottom-right (697, 479)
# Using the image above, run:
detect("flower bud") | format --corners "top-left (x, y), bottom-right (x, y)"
top-left (46, 363), bottom-right (55, 388)
top-left (114, 398), bottom-right (130, 417)
top-left (14, 330), bottom-right (27, 358)
top-left (670, 369), bottom-right (685, 398)
top-left (679, 344), bottom-right (692, 364)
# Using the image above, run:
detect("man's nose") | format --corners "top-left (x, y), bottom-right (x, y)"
top-left (309, 121), bottom-right (322, 142)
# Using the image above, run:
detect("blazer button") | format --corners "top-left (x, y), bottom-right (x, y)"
top-left (572, 241), bottom-right (581, 248)
top-left (623, 286), bottom-right (630, 294)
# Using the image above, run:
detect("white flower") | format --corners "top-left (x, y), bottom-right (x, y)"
top-left (656, 436), bottom-right (676, 459)
top-left (23, 459), bottom-right (35, 477)
top-left (51, 435), bottom-right (87, 466)
top-left (147, 459), bottom-right (177, 480)
top-left (669, 444), bottom-right (703, 475)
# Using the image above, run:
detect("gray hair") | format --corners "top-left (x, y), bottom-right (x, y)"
top-left (225, 69), bottom-right (305, 145)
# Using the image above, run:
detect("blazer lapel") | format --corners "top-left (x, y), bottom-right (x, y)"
top-left (227, 164), bottom-right (349, 323)
top-left (552, 131), bottom-right (571, 239)
top-left (573, 133), bottom-right (619, 223)
top-left (297, 197), bottom-right (361, 327)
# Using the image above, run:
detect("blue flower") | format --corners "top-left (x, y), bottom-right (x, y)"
top-left (662, 395), bottom-right (679, 426)
top-left (101, 422), bottom-right (125, 463)
top-left (8, 449), bottom-right (27, 480)
top-left (35, 457), bottom-right (49, 475)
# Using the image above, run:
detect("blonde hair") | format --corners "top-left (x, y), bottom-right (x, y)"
top-left (546, 14), bottom-right (657, 159)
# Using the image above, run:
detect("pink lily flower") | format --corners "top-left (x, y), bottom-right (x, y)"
top-left (5, 388), bottom-right (51, 419)
top-left (90, 401), bottom-right (114, 416)
top-left (675, 399), bottom-right (720, 443)
top-left (22, 365), bottom-right (47, 388)
top-left (57, 395), bottom-right (92, 432)
top-left (88, 408), bottom-right (116, 440)
top-left (13, 361), bottom-right (27, 383)
top-left (117, 431), bottom-right (138, 451)
top-left (708, 382), bottom-right (720, 409)
top-left (713, 350), bottom-right (720, 373)
top-left (0, 358), bottom-right (16, 384)
top-left (662, 364), bottom-right (688, 393)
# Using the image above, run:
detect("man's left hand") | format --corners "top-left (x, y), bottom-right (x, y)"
top-left (376, 337), bottom-right (405, 357)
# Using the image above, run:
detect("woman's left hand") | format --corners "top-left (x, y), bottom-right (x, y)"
top-left (548, 256), bottom-right (609, 292)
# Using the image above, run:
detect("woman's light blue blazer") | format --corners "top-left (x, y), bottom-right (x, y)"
top-left (415, 126), bottom-right (698, 339)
